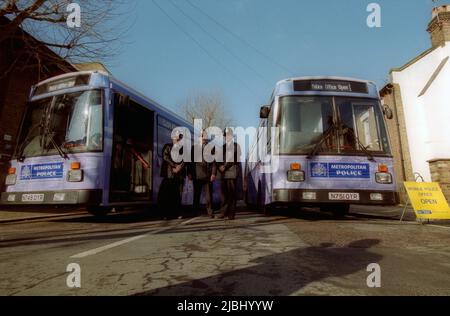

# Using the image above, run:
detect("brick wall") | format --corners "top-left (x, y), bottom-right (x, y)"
top-left (428, 11), bottom-right (450, 47)
top-left (0, 36), bottom-right (73, 192)
top-left (381, 84), bottom-right (414, 204)
top-left (429, 159), bottom-right (450, 203)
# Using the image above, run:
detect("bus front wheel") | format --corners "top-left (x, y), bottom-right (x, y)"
top-left (263, 204), bottom-right (274, 217)
top-left (87, 206), bottom-right (112, 217)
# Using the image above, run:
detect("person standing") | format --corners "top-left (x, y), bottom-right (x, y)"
top-left (188, 130), bottom-right (216, 218)
top-left (157, 132), bottom-right (185, 219)
top-left (217, 128), bottom-right (242, 220)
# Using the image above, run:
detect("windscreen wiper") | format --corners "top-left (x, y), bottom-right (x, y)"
top-left (343, 127), bottom-right (375, 162)
top-left (16, 123), bottom-right (43, 162)
top-left (307, 122), bottom-right (338, 159)
top-left (44, 131), bottom-right (69, 160)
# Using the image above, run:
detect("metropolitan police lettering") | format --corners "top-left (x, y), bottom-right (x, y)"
top-left (329, 163), bottom-right (370, 178)
top-left (20, 163), bottom-right (64, 180)
top-left (310, 163), bottom-right (370, 179)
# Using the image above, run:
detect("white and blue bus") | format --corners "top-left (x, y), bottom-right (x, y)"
top-left (1, 71), bottom-right (196, 216)
top-left (245, 77), bottom-right (399, 217)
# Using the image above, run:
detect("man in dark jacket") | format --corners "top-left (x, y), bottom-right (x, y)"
top-left (217, 128), bottom-right (242, 220)
top-left (157, 132), bottom-right (185, 219)
top-left (188, 130), bottom-right (217, 218)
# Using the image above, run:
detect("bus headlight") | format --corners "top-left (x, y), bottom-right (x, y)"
top-left (67, 170), bottom-right (84, 182)
top-left (375, 173), bottom-right (392, 184)
top-left (5, 174), bottom-right (17, 186)
top-left (287, 170), bottom-right (305, 182)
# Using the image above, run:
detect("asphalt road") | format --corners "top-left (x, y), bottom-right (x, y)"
top-left (0, 205), bottom-right (449, 296)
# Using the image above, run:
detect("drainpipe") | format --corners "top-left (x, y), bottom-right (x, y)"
top-left (391, 85), bottom-right (408, 182)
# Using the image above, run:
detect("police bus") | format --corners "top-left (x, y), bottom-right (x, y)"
top-left (1, 71), bottom-right (194, 216)
top-left (245, 77), bottom-right (398, 217)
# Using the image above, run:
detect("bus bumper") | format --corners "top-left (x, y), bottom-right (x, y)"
top-left (272, 189), bottom-right (399, 205)
top-left (0, 190), bottom-right (102, 206)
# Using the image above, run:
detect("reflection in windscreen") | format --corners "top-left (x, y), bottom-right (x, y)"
top-left (17, 90), bottom-right (103, 158)
top-left (277, 96), bottom-right (390, 155)
top-left (353, 104), bottom-right (381, 151)
top-left (279, 96), bottom-right (334, 154)
top-left (336, 98), bottom-right (388, 153)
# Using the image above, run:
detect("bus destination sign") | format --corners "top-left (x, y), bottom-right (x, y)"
top-left (311, 81), bottom-right (352, 92)
top-left (293, 80), bottom-right (369, 94)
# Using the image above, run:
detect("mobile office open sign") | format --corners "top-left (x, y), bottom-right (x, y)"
top-left (404, 182), bottom-right (450, 220)
top-left (20, 163), bottom-right (64, 180)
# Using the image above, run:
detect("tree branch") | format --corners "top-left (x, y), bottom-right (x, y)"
top-left (0, 0), bottom-right (47, 42)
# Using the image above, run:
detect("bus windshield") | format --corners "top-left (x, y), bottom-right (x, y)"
top-left (15, 90), bottom-right (103, 159)
top-left (278, 96), bottom-right (390, 155)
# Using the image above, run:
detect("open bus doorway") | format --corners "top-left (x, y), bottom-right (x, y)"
top-left (110, 94), bottom-right (154, 203)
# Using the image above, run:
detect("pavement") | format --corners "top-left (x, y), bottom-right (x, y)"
top-left (0, 204), bottom-right (449, 296)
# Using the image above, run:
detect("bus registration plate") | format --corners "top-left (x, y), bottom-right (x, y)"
top-left (329, 193), bottom-right (360, 201)
top-left (22, 194), bottom-right (45, 202)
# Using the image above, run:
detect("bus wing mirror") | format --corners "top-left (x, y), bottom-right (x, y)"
top-left (260, 106), bottom-right (270, 119)
top-left (383, 105), bottom-right (393, 120)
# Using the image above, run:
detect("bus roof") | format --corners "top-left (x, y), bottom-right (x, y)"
top-left (108, 75), bottom-right (192, 128)
top-left (271, 76), bottom-right (379, 100)
top-left (32, 71), bottom-right (192, 128)
top-left (275, 76), bottom-right (375, 86)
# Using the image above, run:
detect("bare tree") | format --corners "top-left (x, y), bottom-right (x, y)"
top-left (0, 0), bottom-right (132, 77)
top-left (180, 90), bottom-right (233, 129)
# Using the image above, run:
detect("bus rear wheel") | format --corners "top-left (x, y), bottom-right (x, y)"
top-left (320, 204), bottom-right (350, 218)
top-left (263, 204), bottom-right (273, 216)
top-left (87, 206), bottom-right (112, 217)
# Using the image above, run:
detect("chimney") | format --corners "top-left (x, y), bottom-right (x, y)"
top-left (428, 5), bottom-right (450, 47)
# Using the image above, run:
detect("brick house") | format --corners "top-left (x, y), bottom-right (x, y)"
top-left (0, 17), bottom-right (76, 191)
top-left (380, 6), bottom-right (450, 202)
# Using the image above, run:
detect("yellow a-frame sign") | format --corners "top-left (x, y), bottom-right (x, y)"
top-left (402, 182), bottom-right (450, 220)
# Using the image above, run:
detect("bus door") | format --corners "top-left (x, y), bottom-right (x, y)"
top-left (110, 94), bottom-right (154, 202)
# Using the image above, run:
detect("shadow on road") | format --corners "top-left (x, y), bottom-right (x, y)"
top-left (0, 213), bottom-right (294, 248)
top-left (264, 206), bottom-right (402, 222)
top-left (134, 239), bottom-right (382, 296)
top-left (51, 206), bottom-right (223, 224)
top-left (51, 204), bottom-right (403, 225)
top-left (0, 206), bottom-right (403, 248)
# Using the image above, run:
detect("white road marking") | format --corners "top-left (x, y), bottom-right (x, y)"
top-left (70, 217), bottom-right (199, 259)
